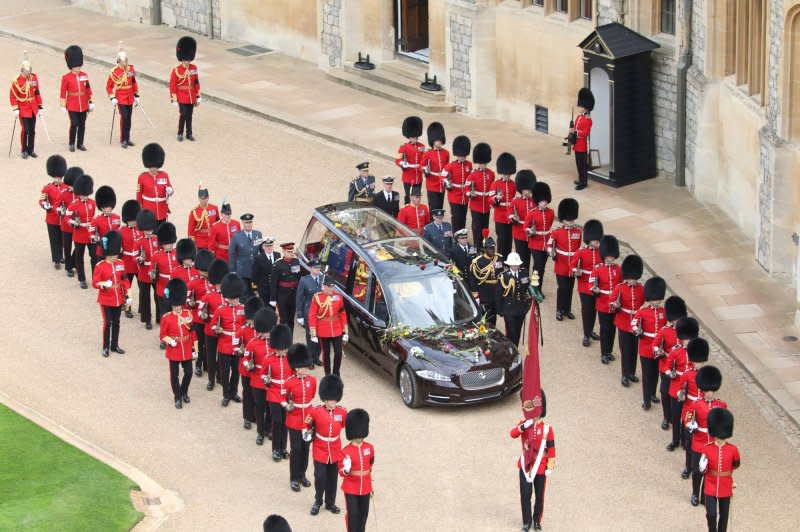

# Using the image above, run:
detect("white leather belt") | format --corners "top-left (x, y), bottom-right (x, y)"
top-left (271, 379), bottom-right (286, 385)
top-left (556, 249), bottom-right (575, 256)
top-left (598, 289), bottom-right (612, 295)
top-left (427, 171), bottom-right (442, 176)
top-left (254, 364), bottom-right (263, 369)
top-left (142, 195), bottom-right (167, 202)
top-left (159, 273), bottom-right (170, 278)
top-left (687, 395), bottom-right (699, 401)
top-left (405, 163), bottom-right (419, 168)
top-left (532, 230), bottom-right (548, 236)
top-left (294, 402), bottom-right (311, 408)
top-left (450, 183), bottom-right (465, 188)
top-left (123, 251), bottom-right (138, 256)
top-left (697, 427), bottom-right (708, 433)
top-left (674, 370), bottom-right (684, 376)
top-left (316, 434), bottom-right (338, 442)
top-left (220, 331), bottom-right (236, 336)
top-left (578, 269), bottom-right (592, 275)
top-left (643, 332), bottom-right (656, 338)
top-left (619, 308), bottom-right (635, 314)
top-left (472, 191), bottom-right (492, 196)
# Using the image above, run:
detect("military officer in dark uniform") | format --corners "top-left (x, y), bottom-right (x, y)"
top-left (253, 236), bottom-right (281, 303)
top-left (422, 209), bottom-right (453, 257)
top-left (270, 242), bottom-right (302, 333)
top-left (468, 232), bottom-right (503, 328)
top-left (347, 162), bottom-right (376, 203)
top-left (296, 259), bottom-right (324, 366)
top-left (497, 252), bottom-right (532, 347)
top-left (229, 213), bottom-right (261, 298)
top-left (450, 229), bottom-right (475, 279)
top-left (372, 176), bottom-right (400, 218)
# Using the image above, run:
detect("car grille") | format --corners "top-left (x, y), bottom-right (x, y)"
top-left (459, 368), bottom-right (504, 390)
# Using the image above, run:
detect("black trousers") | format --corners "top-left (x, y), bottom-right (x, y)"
top-left (514, 239), bottom-right (531, 274)
top-left (575, 151), bottom-right (589, 187)
top-left (253, 387), bottom-right (270, 437)
top-left (618, 330), bottom-right (638, 377)
top-left (449, 202), bottom-right (468, 232)
top-left (531, 250), bottom-right (549, 293)
top-left (504, 313), bottom-right (525, 347)
top-left (555, 275), bottom-right (575, 313)
top-left (670, 396), bottom-right (683, 446)
top-left (178, 103), bottom-right (194, 136)
top-left (193, 324), bottom-right (207, 371)
top-left (321, 336), bottom-right (343, 376)
top-left (691, 448), bottom-right (703, 498)
top-left (100, 305), bottom-right (122, 350)
top-left (660, 372), bottom-right (672, 422)
top-left (67, 110), bottom-right (87, 147)
top-left (305, 324), bottom-right (321, 362)
top-left (138, 280), bottom-right (156, 324)
top-left (685, 428), bottom-right (693, 471)
top-left (46, 224), bottom-right (63, 263)
top-left (470, 211), bottom-right (490, 249)
top-left (155, 295), bottom-right (170, 324)
top-left (495, 222), bottom-right (512, 260)
top-left (241, 376), bottom-right (255, 422)
top-left (269, 402), bottom-right (288, 453)
top-left (62, 231), bottom-right (74, 272)
top-left (705, 496), bottom-right (731, 532)
top-left (479, 300), bottom-right (498, 329)
top-left (579, 293), bottom-right (597, 338)
top-left (277, 294), bottom-right (296, 333)
top-left (89, 241), bottom-right (100, 272)
top-left (314, 461), bottom-right (339, 506)
top-left (640, 356), bottom-right (659, 406)
top-left (345, 493), bottom-right (370, 532)
top-left (73, 242), bottom-right (88, 282)
top-left (519, 470), bottom-right (546, 526)
top-left (289, 428), bottom-right (311, 481)
top-left (427, 191), bottom-right (445, 212)
top-left (205, 335), bottom-right (219, 384)
top-left (20, 116), bottom-right (36, 153)
top-left (219, 353), bottom-right (240, 399)
top-left (597, 311), bottom-right (616, 358)
top-left (117, 104), bottom-right (132, 142)
top-left (169, 360), bottom-right (193, 400)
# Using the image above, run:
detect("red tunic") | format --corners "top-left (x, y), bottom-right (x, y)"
top-left (510, 420), bottom-right (556, 475)
top-left (285, 374), bottom-right (318, 430)
top-left (573, 113), bottom-right (592, 153)
top-left (67, 198), bottom-right (96, 245)
top-left (524, 207), bottom-right (554, 251)
top-left (569, 246), bottom-right (602, 295)
top-left (59, 71), bottom-right (92, 112)
top-left (666, 346), bottom-right (689, 398)
top-left (548, 225), bottom-right (582, 276)
top-left (201, 291), bottom-right (224, 336)
top-left (632, 304), bottom-right (666, 358)
top-left (120, 225), bottom-right (143, 275)
top-left (264, 353), bottom-right (293, 403)
top-left (308, 292), bottom-right (347, 338)
top-left (611, 282), bottom-right (644, 332)
top-left (421, 147), bottom-right (450, 193)
top-left (340, 441), bottom-right (375, 495)
top-left (397, 204), bottom-right (431, 236)
top-left (160, 309), bottom-right (196, 362)
top-left (589, 263), bottom-right (622, 313)
top-left (687, 398), bottom-right (728, 452)
top-left (151, 248), bottom-right (178, 297)
top-left (188, 277), bottom-right (213, 324)
top-left (245, 336), bottom-right (275, 391)
top-left (136, 171), bottom-right (172, 221)
top-left (236, 324), bottom-right (256, 376)
top-left (187, 203), bottom-right (219, 249)
top-left (172, 265), bottom-right (200, 286)
top-left (466, 167), bottom-right (495, 214)
top-left (40, 181), bottom-right (67, 226)
top-left (10, 74), bottom-right (42, 118)
top-left (209, 220), bottom-right (241, 261)
top-left (510, 197), bottom-right (534, 242)
top-left (105, 65), bottom-right (138, 104)
top-left (442, 159), bottom-right (473, 205)
top-left (677, 365), bottom-right (699, 421)
top-left (211, 302), bottom-right (246, 355)
top-left (91, 212), bottom-right (122, 258)
top-left (59, 190), bottom-right (75, 233)
top-left (701, 442), bottom-right (740, 498)
top-left (136, 234), bottom-right (159, 284)
top-left (92, 259), bottom-right (130, 307)
top-left (490, 177), bottom-right (516, 223)
top-left (169, 63), bottom-right (200, 104)
top-left (307, 405), bottom-right (347, 463)
top-left (655, 323), bottom-right (679, 373)
top-left (395, 141), bottom-right (426, 186)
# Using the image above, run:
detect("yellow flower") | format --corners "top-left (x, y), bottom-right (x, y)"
top-left (478, 324), bottom-right (487, 334)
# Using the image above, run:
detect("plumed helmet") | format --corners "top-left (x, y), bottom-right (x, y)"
top-left (142, 143), bottom-right (165, 168)
top-left (557, 198), bottom-right (579, 222)
top-left (101, 230), bottom-right (122, 257)
top-left (452, 135), bottom-right (471, 157)
top-left (269, 323), bottom-right (293, 350)
top-left (175, 238), bottom-right (196, 262)
top-left (532, 182), bottom-right (551, 204)
top-left (73, 174), bottom-right (94, 196)
top-left (621, 254), bottom-right (643, 280)
top-left (644, 277), bottom-right (667, 301)
top-left (675, 316), bottom-right (699, 340)
top-left (426, 121), bottom-right (445, 147)
top-left (195, 249), bottom-right (214, 272)
top-left (514, 170), bottom-right (536, 192)
top-left (664, 296), bottom-right (687, 322)
top-left (155, 222), bottom-right (177, 245)
top-left (207, 259), bottom-right (229, 285)
top-left (121, 200), bottom-right (141, 223)
top-left (176, 36), bottom-right (197, 62)
top-left (46, 155), bottom-right (67, 178)
top-left (254, 307), bottom-right (278, 333)
top-left (63, 166), bottom-right (84, 187)
top-left (319, 374), bottom-right (344, 402)
top-left (578, 87), bottom-right (595, 111)
top-left (696, 365), bottom-right (722, 392)
top-left (599, 235), bottom-right (619, 259)
top-left (95, 185), bottom-right (117, 209)
top-left (64, 45), bottom-right (83, 69)
top-left (136, 209), bottom-right (157, 232)
top-left (496, 152), bottom-right (517, 175)
top-left (220, 272), bottom-right (244, 299)
top-left (287, 343), bottom-right (313, 369)
top-left (262, 514), bottom-right (292, 532)
top-left (472, 142), bottom-right (492, 164)
top-left (582, 219), bottom-right (603, 244)
top-left (687, 338), bottom-right (710, 363)
top-left (707, 407), bottom-right (734, 439)
top-left (244, 296), bottom-right (264, 320)
top-left (401, 116), bottom-right (423, 138)
top-left (165, 278), bottom-right (187, 308)
top-left (345, 408), bottom-right (370, 440)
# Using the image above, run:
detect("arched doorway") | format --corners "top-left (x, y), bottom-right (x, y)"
top-left (589, 67), bottom-right (611, 169)
top-left (787, 7), bottom-right (800, 141)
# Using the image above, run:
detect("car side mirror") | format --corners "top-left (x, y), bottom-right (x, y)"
top-left (373, 319), bottom-right (387, 329)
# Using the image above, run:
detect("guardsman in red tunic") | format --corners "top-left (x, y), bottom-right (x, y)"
top-left (59, 167), bottom-right (83, 277)
top-left (510, 391), bottom-right (555, 532)
top-left (442, 135), bottom-right (472, 232)
top-left (340, 409), bottom-right (374, 532)
top-left (632, 277), bottom-right (667, 411)
top-left (285, 344), bottom-right (318, 492)
top-left (92, 231), bottom-right (131, 357)
top-left (169, 36), bottom-right (201, 141)
top-left (119, 200), bottom-right (142, 287)
top-left (589, 235), bottom-right (622, 365)
top-left (610, 255), bottom-right (644, 387)
top-left (199, 259), bottom-right (229, 390)
top-left (211, 272), bottom-right (246, 406)
top-left (67, 174), bottom-right (96, 289)
top-left (466, 142), bottom-right (494, 249)
top-left (90, 186), bottom-right (122, 271)
top-left (395, 116), bottom-right (425, 204)
top-left (160, 278), bottom-right (198, 409)
top-left (237, 296), bottom-right (263, 431)
top-left (151, 222), bottom-right (178, 325)
top-left (677, 338), bottom-right (710, 481)
top-left (209, 201), bottom-right (240, 261)
top-left (654, 296), bottom-right (687, 430)
top-left (699, 408), bottom-right (739, 532)
top-left (10, 54), bottom-right (43, 158)
top-left (60, 45), bottom-right (93, 152)
top-left (569, 220), bottom-right (603, 347)
top-left (309, 276), bottom-right (348, 377)
top-left (40, 156), bottom-right (67, 267)
top-left (420, 121), bottom-right (449, 211)
top-left (396, 186), bottom-right (430, 236)
top-left (687, 361), bottom-right (726, 506)
top-left (509, 170), bottom-right (535, 273)
top-left (135, 209), bottom-right (159, 328)
top-left (245, 307), bottom-right (278, 445)
top-left (491, 153), bottom-right (517, 260)
top-left (187, 249), bottom-right (215, 376)
top-left (665, 317), bottom-right (699, 452)
top-left (263, 324), bottom-right (293, 461)
top-left (306, 375), bottom-right (346, 517)
top-left (105, 45), bottom-right (139, 148)
top-left (172, 238), bottom-right (199, 285)
top-left (524, 182), bottom-right (554, 295)
top-left (137, 143), bottom-right (172, 223)
top-left (188, 184), bottom-right (218, 250)
top-left (571, 88), bottom-right (594, 191)
top-left (548, 198), bottom-right (581, 322)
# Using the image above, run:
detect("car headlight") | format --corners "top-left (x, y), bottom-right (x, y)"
top-left (509, 354), bottom-right (522, 371)
top-left (416, 369), bottom-right (451, 382)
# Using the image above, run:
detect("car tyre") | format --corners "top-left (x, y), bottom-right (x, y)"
top-left (398, 364), bottom-right (422, 408)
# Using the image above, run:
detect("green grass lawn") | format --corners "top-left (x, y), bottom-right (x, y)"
top-left (0, 404), bottom-right (143, 531)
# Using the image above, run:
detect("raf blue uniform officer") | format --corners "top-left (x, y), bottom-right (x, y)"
top-left (348, 162), bottom-right (376, 203)
top-left (229, 213), bottom-right (262, 297)
top-left (423, 209), bottom-right (453, 257)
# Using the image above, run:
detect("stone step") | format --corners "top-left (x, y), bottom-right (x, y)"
top-left (343, 63), bottom-right (446, 102)
top-left (379, 58), bottom-right (429, 82)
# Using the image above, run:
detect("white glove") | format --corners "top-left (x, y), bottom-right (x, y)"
top-left (192, 351), bottom-right (199, 360)
top-left (522, 419), bottom-right (534, 430)
top-left (196, 96), bottom-right (203, 103)
top-left (310, 336), bottom-right (318, 343)
top-left (134, 97), bottom-right (139, 107)
top-left (686, 419), bottom-right (698, 432)
top-left (171, 100), bottom-right (178, 107)
top-left (285, 401), bottom-right (295, 412)
top-left (88, 103), bottom-right (95, 112)
top-left (545, 469), bottom-right (553, 477)
top-left (342, 333), bottom-right (349, 343)
top-left (125, 297), bottom-right (133, 307)
top-left (13, 109), bottom-right (19, 117)
top-left (342, 455), bottom-right (352, 473)
top-left (42, 201), bottom-right (51, 211)
top-left (698, 454), bottom-right (708, 473)
top-left (102, 280), bottom-right (113, 289)
top-left (297, 318), bottom-right (304, 326)
top-left (169, 339), bottom-right (178, 347)
top-left (165, 186), bottom-right (174, 197)
top-left (302, 429), bottom-right (313, 442)
top-left (37, 109), bottom-right (43, 117)
top-left (269, 301), bottom-right (277, 307)
top-left (400, 161), bottom-right (408, 169)
top-left (60, 107), bottom-right (67, 114)
top-left (110, 97), bottom-right (118, 105)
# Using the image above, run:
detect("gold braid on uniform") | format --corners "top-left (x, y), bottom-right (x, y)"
top-left (193, 207), bottom-right (208, 232)
top-left (470, 256), bottom-right (497, 284)
top-left (109, 65), bottom-right (131, 90)
top-left (499, 272), bottom-right (516, 297)
top-left (352, 178), bottom-right (365, 197)
top-left (313, 293), bottom-right (333, 319)
top-left (11, 78), bottom-right (33, 102)
top-left (174, 65), bottom-right (192, 86)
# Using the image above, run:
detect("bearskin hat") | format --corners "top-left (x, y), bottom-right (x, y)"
top-left (472, 142), bottom-right (492, 165)
top-left (220, 272), bottom-right (244, 300)
top-left (165, 278), bottom-right (187, 308)
top-left (427, 121), bottom-right (445, 147)
top-left (582, 219), bottom-right (603, 244)
top-left (262, 514), bottom-right (291, 532)
top-left (345, 408), bottom-right (370, 440)
top-left (287, 343), bottom-right (313, 369)
top-left (142, 143), bottom-right (165, 169)
top-left (175, 238), bottom-right (196, 262)
top-left (532, 182), bottom-right (551, 204)
top-left (121, 200), bottom-right (141, 223)
top-left (46, 155), bottom-right (67, 178)
top-left (102, 230), bottom-right (122, 257)
top-left (696, 367), bottom-right (722, 395)
top-left (254, 307), bottom-right (278, 333)
top-left (514, 170), bottom-right (536, 192)
top-left (621, 254), bottom-right (643, 280)
top-left (644, 276), bottom-right (667, 301)
top-left (73, 174), bottom-right (94, 196)
top-left (244, 296), bottom-right (264, 320)
top-left (63, 166), bottom-right (84, 187)
top-left (156, 222), bottom-right (177, 245)
top-left (195, 249), bottom-right (214, 272)
top-left (496, 152), bottom-right (517, 175)
top-left (319, 374), bottom-right (344, 402)
top-left (64, 45), bottom-right (83, 69)
top-left (675, 316), bottom-right (699, 340)
top-left (136, 209), bottom-right (157, 232)
top-left (269, 323), bottom-right (293, 350)
top-left (664, 296), bottom-right (687, 322)
top-left (95, 185), bottom-right (116, 210)
top-left (557, 198), bottom-right (579, 222)
top-left (452, 135), bottom-right (471, 157)
top-left (599, 235), bottom-right (619, 259)
top-left (578, 87), bottom-right (595, 111)
top-left (687, 338), bottom-right (710, 363)
top-left (176, 36), bottom-right (197, 62)
top-left (402, 116), bottom-right (423, 138)
top-left (707, 407), bottom-right (734, 439)
top-left (207, 259), bottom-right (229, 285)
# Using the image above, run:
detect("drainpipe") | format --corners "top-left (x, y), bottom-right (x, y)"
top-left (150, 0), bottom-right (161, 26)
top-left (675, 0), bottom-right (692, 187)
top-left (207, 0), bottom-right (215, 40)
